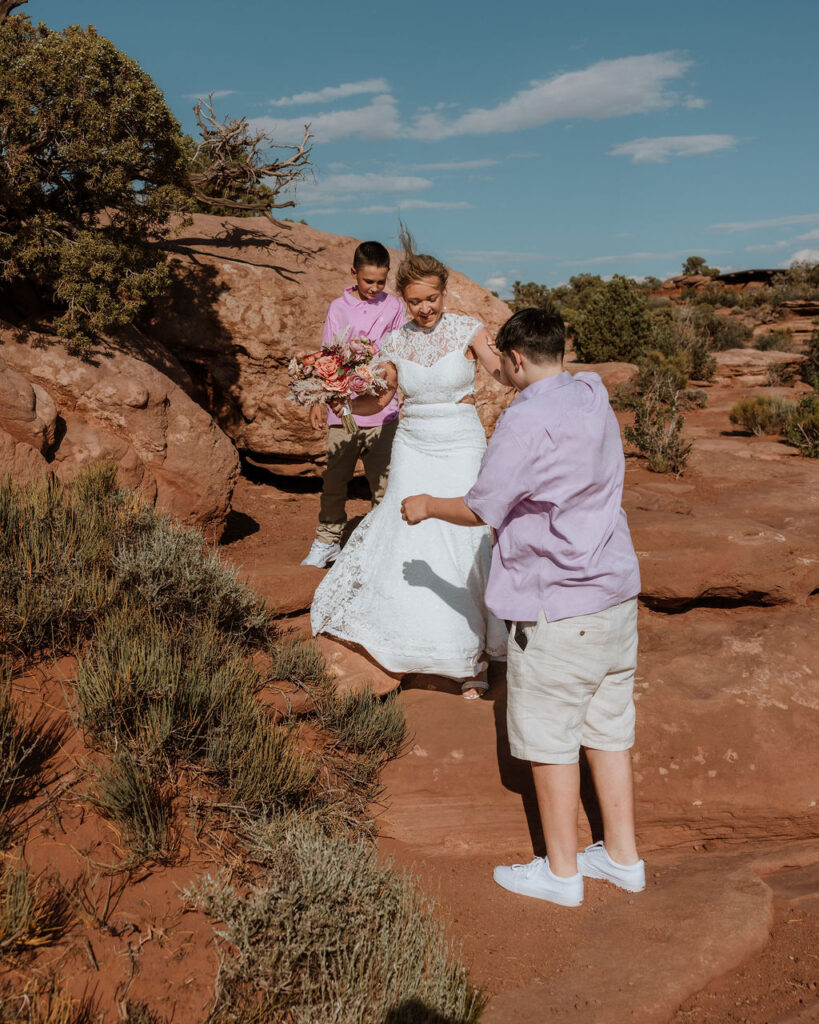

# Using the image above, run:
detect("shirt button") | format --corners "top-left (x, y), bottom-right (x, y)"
top-left (579, 630), bottom-right (585, 636)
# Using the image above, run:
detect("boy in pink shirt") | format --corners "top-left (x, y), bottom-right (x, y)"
top-left (401, 307), bottom-right (644, 907)
top-left (301, 241), bottom-right (405, 568)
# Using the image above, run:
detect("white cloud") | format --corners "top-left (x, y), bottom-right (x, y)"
top-left (794, 227), bottom-right (819, 242)
top-left (183, 89), bottom-right (236, 100)
top-left (407, 53), bottom-right (693, 140)
top-left (683, 95), bottom-right (708, 109)
top-left (787, 249), bottom-right (819, 264)
top-left (710, 213), bottom-right (819, 233)
top-left (251, 94), bottom-right (400, 143)
top-left (296, 172), bottom-right (433, 205)
top-left (608, 134), bottom-right (738, 164)
top-left (301, 199), bottom-right (471, 216)
top-left (561, 248), bottom-right (726, 267)
top-left (484, 275), bottom-right (508, 292)
top-left (270, 79), bottom-right (390, 106)
top-left (743, 241), bottom-right (791, 252)
top-left (448, 250), bottom-right (549, 263)
top-left (409, 159), bottom-right (500, 171)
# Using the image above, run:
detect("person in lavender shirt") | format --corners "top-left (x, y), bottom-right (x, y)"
top-left (401, 307), bottom-right (645, 907)
top-left (301, 241), bottom-right (405, 568)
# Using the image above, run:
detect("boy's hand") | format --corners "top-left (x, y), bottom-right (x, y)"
top-left (309, 404), bottom-right (326, 431)
top-left (401, 494), bottom-right (430, 525)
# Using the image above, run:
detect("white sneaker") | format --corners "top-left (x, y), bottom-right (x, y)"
top-left (578, 841), bottom-right (645, 892)
top-left (493, 856), bottom-right (583, 907)
top-left (300, 539), bottom-right (341, 568)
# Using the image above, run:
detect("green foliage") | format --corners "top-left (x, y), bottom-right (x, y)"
top-left (0, 465), bottom-right (272, 656)
top-left (624, 383), bottom-right (693, 474)
top-left (767, 361), bottom-right (800, 386)
top-left (785, 394), bottom-right (819, 457)
top-left (89, 751), bottom-right (174, 861)
top-left (509, 281), bottom-right (558, 313)
top-left (0, 860), bottom-right (71, 957)
top-left (800, 320), bottom-right (819, 389)
top-left (0, 16), bottom-right (193, 351)
top-left (649, 308), bottom-right (717, 381)
top-left (754, 327), bottom-right (794, 351)
top-left (184, 817), bottom-right (486, 1024)
top-left (573, 276), bottom-right (653, 363)
top-left (322, 688), bottom-right (406, 758)
top-left (682, 256), bottom-right (720, 277)
top-left (689, 306), bottom-right (752, 351)
top-left (729, 396), bottom-right (794, 436)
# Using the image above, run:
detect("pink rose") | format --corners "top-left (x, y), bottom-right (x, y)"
top-left (347, 373), bottom-right (369, 395)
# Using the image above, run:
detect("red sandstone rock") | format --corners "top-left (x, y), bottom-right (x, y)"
top-left (151, 214), bottom-right (514, 474)
top-left (0, 328), bottom-right (239, 538)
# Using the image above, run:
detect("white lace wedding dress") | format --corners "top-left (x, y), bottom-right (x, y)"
top-left (310, 313), bottom-right (507, 678)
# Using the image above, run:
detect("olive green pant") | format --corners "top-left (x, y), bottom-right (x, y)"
top-left (315, 420), bottom-right (398, 544)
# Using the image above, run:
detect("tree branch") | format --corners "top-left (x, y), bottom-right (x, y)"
top-left (0, 0), bottom-right (27, 23)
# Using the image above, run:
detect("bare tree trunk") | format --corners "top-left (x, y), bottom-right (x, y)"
top-left (0, 0), bottom-right (27, 23)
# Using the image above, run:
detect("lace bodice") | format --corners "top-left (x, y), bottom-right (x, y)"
top-left (378, 313), bottom-right (482, 406)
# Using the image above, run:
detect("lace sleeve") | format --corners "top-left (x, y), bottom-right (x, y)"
top-left (459, 315), bottom-right (483, 352)
top-left (373, 327), bottom-right (400, 367)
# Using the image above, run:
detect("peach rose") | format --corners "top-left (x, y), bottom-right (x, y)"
top-left (314, 353), bottom-right (342, 380)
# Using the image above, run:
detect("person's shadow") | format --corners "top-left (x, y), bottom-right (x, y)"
top-left (400, 556), bottom-right (604, 856)
top-left (382, 999), bottom-right (472, 1024)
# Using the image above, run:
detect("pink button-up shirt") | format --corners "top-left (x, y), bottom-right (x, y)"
top-left (465, 371), bottom-right (641, 622)
top-left (322, 287), bottom-right (404, 428)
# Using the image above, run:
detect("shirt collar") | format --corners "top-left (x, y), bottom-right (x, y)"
top-left (342, 286), bottom-right (387, 307)
top-left (511, 370), bottom-right (573, 404)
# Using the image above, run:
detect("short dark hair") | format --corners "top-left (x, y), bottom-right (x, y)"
top-left (495, 307), bottom-right (565, 363)
top-left (353, 241), bottom-right (390, 270)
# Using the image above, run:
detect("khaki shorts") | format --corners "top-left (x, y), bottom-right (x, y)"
top-left (506, 598), bottom-right (638, 764)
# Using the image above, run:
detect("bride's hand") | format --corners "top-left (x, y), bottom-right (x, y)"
top-left (401, 494), bottom-right (429, 525)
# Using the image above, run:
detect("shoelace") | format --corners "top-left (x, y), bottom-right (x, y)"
top-left (512, 857), bottom-right (545, 877)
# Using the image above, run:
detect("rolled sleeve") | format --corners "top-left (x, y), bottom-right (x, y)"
top-left (465, 424), bottom-right (532, 529)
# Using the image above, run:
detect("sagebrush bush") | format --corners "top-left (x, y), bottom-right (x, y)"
top-left (89, 751), bottom-right (174, 862)
top-left (801, 321), bottom-right (819, 388)
top-left (767, 361), bottom-right (800, 386)
top-left (624, 385), bottom-right (692, 474)
top-left (322, 688), bottom-right (407, 758)
top-left (76, 609), bottom-right (315, 815)
top-left (785, 394), bottom-right (819, 457)
top-left (754, 328), bottom-right (794, 351)
top-left (184, 817), bottom-right (485, 1024)
top-left (729, 397), bottom-right (794, 436)
top-left (0, 860), bottom-right (71, 957)
top-left (690, 307), bottom-right (752, 351)
top-left (112, 523), bottom-right (270, 643)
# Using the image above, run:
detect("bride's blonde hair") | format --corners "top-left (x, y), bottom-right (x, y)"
top-left (395, 222), bottom-right (449, 295)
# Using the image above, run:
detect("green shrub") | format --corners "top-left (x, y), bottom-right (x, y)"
top-left (184, 817), bottom-right (485, 1024)
top-left (89, 751), bottom-right (174, 862)
top-left (754, 328), bottom-right (794, 351)
top-left (573, 276), bottom-right (653, 363)
top-left (785, 394), bottom-right (819, 457)
top-left (682, 256), bottom-right (720, 277)
top-left (322, 688), bottom-right (406, 758)
top-left (800, 320), bottom-right (819, 388)
top-left (0, 16), bottom-right (193, 351)
top-left (767, 361), bottom-right (800, 386)
top-left (0, 860), bottom-right (71, 957)
top-left (729, 397), bottom-right (794, 436)
top-left (690, 307), bottom-right (752, 351)
top-left (112, 521), bottom-right (270, 642)
top-left (624, 385), bottom-right (692, 474)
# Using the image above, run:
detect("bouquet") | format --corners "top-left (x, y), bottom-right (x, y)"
top-left (288, 331), bottom-right (388, 433)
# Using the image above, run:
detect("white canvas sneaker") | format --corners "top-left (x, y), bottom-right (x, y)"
top-left (493, 856), bottom-right (583, 907)
top-left (300, 539), bottom-right (341, 568)
top-left (578, 841), bottom-right (645, 892)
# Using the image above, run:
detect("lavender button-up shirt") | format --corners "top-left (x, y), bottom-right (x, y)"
top-left (322, 287), bottom-right (405, 428)
top-left (465, 371), bottom-right (640, 622)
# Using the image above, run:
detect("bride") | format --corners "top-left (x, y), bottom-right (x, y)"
top-left (310, 231), bottom-right (507, 695)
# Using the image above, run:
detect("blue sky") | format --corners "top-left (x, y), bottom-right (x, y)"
top-left (31, 0), bottom-right (819, 295)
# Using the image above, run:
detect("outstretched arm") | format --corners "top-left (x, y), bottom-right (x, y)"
top-left (401, 494), bottom-right (485, 527)
top-left (468, 326), bottom-right (502, 382)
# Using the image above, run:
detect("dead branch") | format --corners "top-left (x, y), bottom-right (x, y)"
top-left (189, 94), bottom-right (313, 224)
top-left (0, 0), bottom-right (27, 23)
